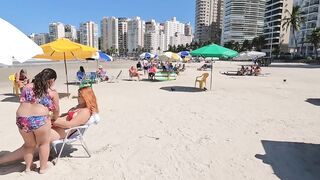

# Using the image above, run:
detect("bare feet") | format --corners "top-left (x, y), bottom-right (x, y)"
top-left (39, 162), bottom-right (53, 174)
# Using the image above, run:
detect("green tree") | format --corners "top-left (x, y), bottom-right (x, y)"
top-left (224, 41), bottom-right (235, 50)
top-left (308, 28), bottom-right (320, 60)
top-left (282, 5), bottom-right (304, 56)
top-left (241, 39), bottom-right (251, 51)
top-left (252, 36), bottom-right (266, 51)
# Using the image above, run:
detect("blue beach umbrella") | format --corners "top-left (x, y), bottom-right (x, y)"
top-left (98, 51), bottom-right (113, 61)
top-left (140, 52), bottom-right (155, 60)
top-left (178, 51), bottom-right (190, 58)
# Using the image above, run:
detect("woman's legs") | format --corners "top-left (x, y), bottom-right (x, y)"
top-left (18, 129), bottom-right (36, 171)
top-left (33, 120), bottom-right (51, 173)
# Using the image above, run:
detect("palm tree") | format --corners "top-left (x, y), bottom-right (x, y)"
top-left (252, 36), bottom-right (266, 51)
top-left (282, 5), bottom-right (304, 56)
top-left (308, 28), bottom-right (320, 60)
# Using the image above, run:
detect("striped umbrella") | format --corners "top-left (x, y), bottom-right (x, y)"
top-left (98, 51), bottom-right (113, 61)
top-left (140, 52), bottom-right (155, 60)
top-left (159, 52), bottom-right (182, 62)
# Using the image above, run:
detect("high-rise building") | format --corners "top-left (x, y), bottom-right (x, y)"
top-left (49, 22), bottom-right (65, 42)
top-left (64, 24), bottom-right (77, 42)
top-left (263, 0), bottom-right (293, 55)
top-left (30, 33), bottom-right (49, 45)
top-left (118, 17), bottom-right (128, 55)
top-left (195, 0), bottom-right (223, 43)
top-left (145, 20), bottom-right (161, 54)
top-left (79, 21), bottom-right (98, 48)
top-left (185, 22), bottom-right (193, 36)
top-left (101, 17), bottom-right (119, 52)
top-left (127, 17), bottom-right (145, 54)
top-left (222, 0), bottom-right (266, 45)
top-left (159, 23), bottom-right (166, 53)
top-left (164, 17), bottom-right (186, 50)
top-left (291, 0), bottom-right (320, 56)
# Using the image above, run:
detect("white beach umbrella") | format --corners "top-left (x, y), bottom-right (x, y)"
top-left (159, 52), bottom-right (182, 62)
top-left (0, 18), bottom-right (43, 65)
top-left (233, 51), bottom-right (266, 61)
top-left (139, 52), bottom-right (155, 60)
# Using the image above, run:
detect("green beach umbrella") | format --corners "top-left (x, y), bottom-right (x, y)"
top-left (191, 44), bottom-right (239, 90)
top-left (191, 43), bottom-right (238, 58)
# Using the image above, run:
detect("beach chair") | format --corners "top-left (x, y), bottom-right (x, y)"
top-left (8, 74), bottom-right (20, 95)
top-left (108, 70), bottom-right (122, 83)
top-left (195, 73), bottom-right (209, 89)
top-left (51, 114), bottom-right (101, 165)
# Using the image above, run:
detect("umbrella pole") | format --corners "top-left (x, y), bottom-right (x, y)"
top-left (63, 53), bottom-right (69, 97)
top-left (210, 60), bottom-right (213, 90)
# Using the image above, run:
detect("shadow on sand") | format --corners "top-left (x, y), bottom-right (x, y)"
top-left (160, 86), bottom-right (205, 93)
top-left (0, 93), bottom-right (70, 103)
top-left (0, 151), bottom-right (25, 175)
top-left (0, 145), bottom-right (84, 175)
top-left (255, 140), bottom-right (320, 180)
top-left (305, 98), bottom-right (320, 106)
top-left (269, 63), bottom-right (320, 69)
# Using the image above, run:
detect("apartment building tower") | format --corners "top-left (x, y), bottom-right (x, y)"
top-left (101, 17), bottom-right (119, 51)
top-left (222, 0), bottom-right (266, 44)
top-left (195, 0), bottom-right (224, 43)
top-left (79, 21), bottom-right (98, 48)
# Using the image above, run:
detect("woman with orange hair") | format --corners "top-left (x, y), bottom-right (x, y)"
top-left (51, 86), bottom-right (99, 140)
top-left (0, 86), bottom-right (99, 170)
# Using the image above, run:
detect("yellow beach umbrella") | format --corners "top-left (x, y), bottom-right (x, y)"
top-left (34, 38), bottom-right (97, 95)
top-left (159, 52), bottom-right (182, 62)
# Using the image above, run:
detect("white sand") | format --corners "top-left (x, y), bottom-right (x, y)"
top-left (0, 60), bottom-right (320, 180)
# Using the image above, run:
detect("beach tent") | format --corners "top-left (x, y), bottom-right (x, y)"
top-left (0, 18), bottom-right (43, 65)
top-left (159, 52), bottom-right (182, 62)
top-left (34, 38), bottom-right (97, 96)
top-left (191, 44), bottom-right (238, 90)
top-left (233, 51), bottom-right (266, 61)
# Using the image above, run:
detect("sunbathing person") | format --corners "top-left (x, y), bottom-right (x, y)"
top-left (96, 65), bottom-right (109, 81)
top-left (197, 63), bottom-right (211, 71)
top-left (253, 66), bottom-right (261, 76)
top-left (0, 86), bottom-right (98, 168)
top-left (129, 66), bottom-right (140, 81)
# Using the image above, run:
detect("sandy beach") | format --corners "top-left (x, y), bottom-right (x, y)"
top-left (0, 60), bottom-right (319, 180)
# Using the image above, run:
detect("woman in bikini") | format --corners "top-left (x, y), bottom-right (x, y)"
top-left (16, 68), bottom-right (60, 173)
top-left (51, 86), bottom-right (99, 140)
top-left (0, 86), bottom-right (98, 170)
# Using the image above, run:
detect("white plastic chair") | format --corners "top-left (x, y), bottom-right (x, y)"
top-left (51, 113), bottom-right (101, 165)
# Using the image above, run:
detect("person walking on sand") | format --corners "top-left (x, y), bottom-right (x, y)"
top-left (16, 68), bottom-right (60, 174)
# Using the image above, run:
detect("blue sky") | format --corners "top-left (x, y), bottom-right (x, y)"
top-left (0, 0), bottom-right (195, 35)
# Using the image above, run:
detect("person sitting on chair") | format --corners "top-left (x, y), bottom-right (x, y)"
top-left (148, 64), bottom-right (157, 80)
top-left (136, 61), bottom-right (142, 71)
top-left (0, 86), bottom-right (98, 167)
top-left (96, 65), bottom-right (109, 81)
top-left (77, 66), bottom-right (86, 82)
top-left (15, 69), bottom-right (29, 92)
top-left (129, 66), bottom-right (140, 81)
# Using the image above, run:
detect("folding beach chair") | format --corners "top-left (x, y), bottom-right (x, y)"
top-left (51, 114), bottom-right (101, 165)
top-left (108, 70), bottom-right (122, 83)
